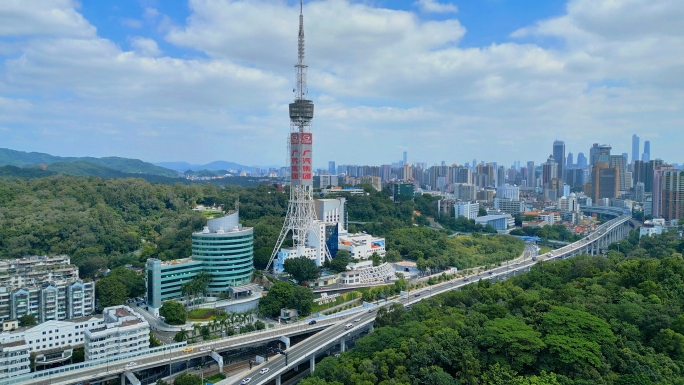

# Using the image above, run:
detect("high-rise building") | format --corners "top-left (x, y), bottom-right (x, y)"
top-left (609, 155), bottom-right (628, 192)
top-left (542, 155), bottom-right (558, 186)
top-left (567, 152), bottom-right (574, 168)
top-left (553, 140), bottom-right (566, 180)
top-left (589, 143), bottom-right (611, 166)
top-left (592, 162), bottom-right (619, 201)
top-left (497, 166), bottom-right (506, 187)
top-left (268, 1), bottom-right (331, 271)
top-left (566, 168), bottom-right (585, 189)
top-left (526, 161), bottom-right (535, 185)
top-left (328, 161), bottom-right (336, 175)
top-left (642, 140), bottom-right (651, 162)
top-left (635, 182), bottom-right (646, 202)
top-left (632, 134), bottom-right (640, 163)
top-left (577, 152), bottom-right (588, 168)
top-left (659, 170), bottom-right (684, 221)
top-left (0, 256), bottom-right (95, 323)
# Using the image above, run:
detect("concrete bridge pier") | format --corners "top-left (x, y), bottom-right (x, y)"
top-left (276, 374), bottom-right (282, 385)
top-left (310, 355), bottom-right (315, 372)
top-left (340, 338), bottom-right (346, 352)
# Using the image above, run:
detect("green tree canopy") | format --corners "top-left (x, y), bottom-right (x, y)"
top-left (95, 277), bottom-right (127, 308)
top-left (284, 256), bottom-right (320, 283)
top-left (159, 301), bottom-right (186, 325)
top-left (18, 314), bottom-right (37, 327)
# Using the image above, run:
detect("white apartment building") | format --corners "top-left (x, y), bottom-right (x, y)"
top-left (494, 198), bottom-right (526, 215)
top-left (0, 316), bottom-right (104, 370)
top-left (0, 339), bottom-right (29, 377)
top-left (84, 306), bottom-right (149, 361)
top-left (496, 185), bottom-right (520, 200)
top-left (454, 202), bottom-right (479, 220)
top-left (338, 232), bottom-right (386, 260)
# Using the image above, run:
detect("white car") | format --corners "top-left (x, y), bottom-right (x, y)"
top-left (259, 367), bottom-right (269, 374)
top-left (354, 318), bottom-right (361, 323)
top-left (125, 362), bottom-right (137, 368)
top-left (200, 346), bottom-right (210, 351)
top-left (241, 378), bottom-right (252, 384)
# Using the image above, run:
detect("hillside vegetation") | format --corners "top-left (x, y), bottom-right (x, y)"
top-left (0, 148), bottom-right (178, 177)
top-left (303, 230), bottom-right (684, 385)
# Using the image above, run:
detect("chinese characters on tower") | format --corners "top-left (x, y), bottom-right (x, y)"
top-left (290, 132), bottom-right (313, 186)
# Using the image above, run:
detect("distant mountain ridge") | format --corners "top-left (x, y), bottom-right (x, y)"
top-left (155, 161), bottom-right (279, 172)
top-left (0, 148), bottom-right (178, 178)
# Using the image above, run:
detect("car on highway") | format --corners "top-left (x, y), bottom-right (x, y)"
top-left (463, 276), bottom-right (469, 281)
top-left (183, 347), bottom-right (194, 353)
top-left (308, 320), bottom-right (317, 325)
top-left (488, 271), bottom-right (493, 275)
top-left (414, 292), bottom-right (420, 297)
top-left (125, 362), bottom-right (137, 368)
top-left (532, 257), bottom-right (537, 261)
top-left (259, 368), bottom-right (270, 375)
top-left (368, 308), bottom-right (374, 313)
top-left (241, 378), bottom-right (252, 384)
top-left (200, 346), bottom-right (210, 351)
top-left (354, 318), bottom-right (361, 322)
top-left (344, 323), bottom-right (353, 330)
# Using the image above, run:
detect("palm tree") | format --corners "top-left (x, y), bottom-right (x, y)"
top-left (174, 329), bottom-right (189, 343)
top-left (218, 317), bottom-right (227, 336)
top-left (228, 312), bottom-right (238, 328)
top-left (192, 323), bottom-right (201, 338)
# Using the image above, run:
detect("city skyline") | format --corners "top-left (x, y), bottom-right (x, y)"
top-left (0, 0), bottom-right (681, 166)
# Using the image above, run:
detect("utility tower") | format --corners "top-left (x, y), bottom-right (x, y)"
top-left (267, 0), bottom-right (331, 271)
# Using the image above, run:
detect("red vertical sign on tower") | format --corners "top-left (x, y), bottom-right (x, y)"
top-left (290, 132), bottom-right (312, 186)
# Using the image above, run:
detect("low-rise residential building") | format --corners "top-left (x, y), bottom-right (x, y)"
top-left (6, 317), bottom-right (102, 364)
top-left (0, 339), bottom-right (30, 377)
top-left (338, 233), bottom-right (386, 260)
top-left (1, 320), bottom-right (18, 332)
top-left (640, 219), bottom-right (666, 238)
top-left (84, 306), bottom-right (149, 361)
top-left (0, 315), bottom-right (104, 376)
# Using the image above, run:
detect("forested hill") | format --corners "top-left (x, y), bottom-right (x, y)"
top-left (0, 177), bottom-right (287, 277)
top-left (302, 230), bottom-right (684, 385)
top-left (0, 148), bottom-right (178, 177)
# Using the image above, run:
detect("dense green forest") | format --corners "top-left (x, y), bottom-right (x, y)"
top-left (302, 230), bottom-right (684, 385)
top-left (0, 177), bottom-right (287, 277)
top-left (386, 228), bottom-right (524, 270)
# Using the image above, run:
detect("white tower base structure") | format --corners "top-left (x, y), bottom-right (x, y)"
top-left (267, 0), bottom-right (331, 272)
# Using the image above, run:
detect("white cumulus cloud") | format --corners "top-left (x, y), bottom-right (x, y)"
top-left (414, 0), bottom-right (458, 14)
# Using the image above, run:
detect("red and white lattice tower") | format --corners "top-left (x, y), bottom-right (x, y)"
top-left (267, 0), bottom-right (331, 271)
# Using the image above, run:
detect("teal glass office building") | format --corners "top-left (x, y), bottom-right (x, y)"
top-left (146, 210), bottom-right (253, 314)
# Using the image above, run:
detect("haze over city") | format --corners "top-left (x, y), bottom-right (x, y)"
top-left (0, 0), bottom-right (682, 166)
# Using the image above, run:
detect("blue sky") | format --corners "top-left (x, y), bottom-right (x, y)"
top-left (0, 0), bottom-right (682, 167)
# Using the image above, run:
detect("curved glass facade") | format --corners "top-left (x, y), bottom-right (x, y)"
top-left (191, 211), bottom-right (253, 295)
